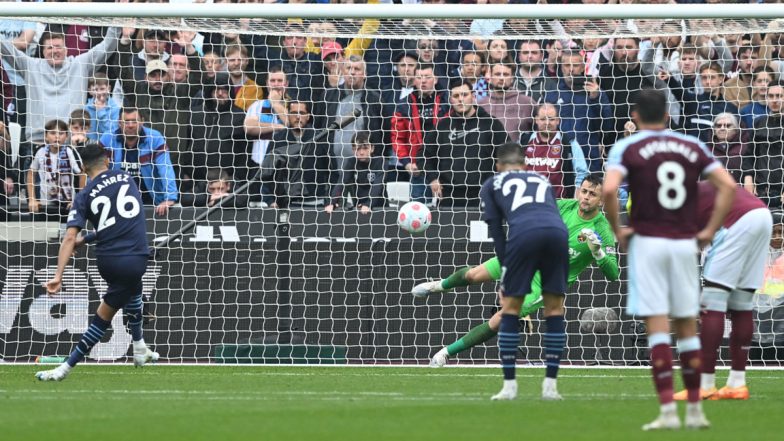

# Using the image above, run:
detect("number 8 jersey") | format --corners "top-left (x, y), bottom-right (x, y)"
top-left (606, 130), bottom-right (721, 239)
top-left (67, 170), bottom-right (150, 257)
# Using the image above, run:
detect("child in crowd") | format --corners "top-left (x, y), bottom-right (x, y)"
top-left (85, 72), bottom-right (120, 141)
top-left (325, 131), bottom-right (384, 214)
top-left (26, 119), bottom-right (84, 215)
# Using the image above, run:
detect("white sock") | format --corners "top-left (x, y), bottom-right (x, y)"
top-left (701, 373), bottom-right (716, 390)
top-left (59, 362), bottom-right (72, 373)
top-left (727, 369), bottom-right (746, 388)
top-left (133, 339), bottom-right (147, 353)
top-left (503, 379), bottom-right (517, 390)
top-left (543, 377), bottom-right (557, 390)
top-left (686, 401), bottom-right (702, 414)
top-left (661, 402), bottom-right (677, 414)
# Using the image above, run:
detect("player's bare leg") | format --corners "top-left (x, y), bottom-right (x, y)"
top-left (36, 302), bottom-right (118, 381)
top-left (541, 292), bottom-right (565, 400)
top-left (641, 315), bottom-right (681, 431)
top-left (491, 293), bottom-right (522, 401)
top-left (413, 264), bottom-right (492, 298)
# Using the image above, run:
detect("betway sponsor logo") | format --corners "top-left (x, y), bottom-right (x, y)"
top-left (525, 157), bottom-right (560, 168)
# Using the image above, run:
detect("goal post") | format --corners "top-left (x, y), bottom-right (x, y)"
top-left (0, 2), bottom-right (783, 367)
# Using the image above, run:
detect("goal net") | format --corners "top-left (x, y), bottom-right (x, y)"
top-left (1, 3), bottom-right (783, 367)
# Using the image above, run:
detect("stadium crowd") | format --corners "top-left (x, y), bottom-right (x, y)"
top-left (1, 0), bottom-right (784, 217)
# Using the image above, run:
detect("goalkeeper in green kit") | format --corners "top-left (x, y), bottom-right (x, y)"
top-left (412, 175), bottom-right (620, 367)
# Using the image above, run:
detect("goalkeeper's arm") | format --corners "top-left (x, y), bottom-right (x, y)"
top-left (581, 227), bottom-right (620, 281)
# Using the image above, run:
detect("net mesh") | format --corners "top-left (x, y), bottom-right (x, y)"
top-left (0, 9), bottom-right (782, 366)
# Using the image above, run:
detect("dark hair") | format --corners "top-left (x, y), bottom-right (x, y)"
top-left (416, 62), bottom-right (436, 73)
top-left (517, 39), bottom-right (543, 50)
top-left (462, 51), bottom-right (486, 64)
top-left (206, 168), bottom-right (231, 183)
top-left (121, 106), bottom-right (141, 117)
top-left (559, 48), bottom-right (583, 62)
top-left (753, 65), bottom-right (775, 80)
top-left (69, 109), bottom-right (90, 129)
top-left (632, 89), bottom-right (668, 124)
top-left (39, 31), bottom-right (66, 47)
top-left (582, 173), bottom-right (604, 188)
top-left (488, 59), bottom-right (517, 75)
top-left (535, 102), bottom-right (559, 118)
top-left (449, 78), bottom-right (473, 91)
top-left (699, 62), bottom-right (723, 74)
top-left (496, 142), bottom-right (526, 165)
top-left (80, 142), bottom-right (107, 169)
top-left (352, 130), bottom-right (372, 147)
top-left (44, 119), bottom-right (68, 133)
top-left (88, 72), bottom-right (110, 89)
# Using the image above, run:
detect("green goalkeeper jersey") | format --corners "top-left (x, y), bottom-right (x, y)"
top-left (486, 199), bottom-right (620, 301)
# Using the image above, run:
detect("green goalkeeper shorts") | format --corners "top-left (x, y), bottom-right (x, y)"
top-left (482, 257), bottom-right (544, 318)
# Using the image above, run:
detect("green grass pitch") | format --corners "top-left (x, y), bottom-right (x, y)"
top-left (1, 365), bottom-right (781, 441)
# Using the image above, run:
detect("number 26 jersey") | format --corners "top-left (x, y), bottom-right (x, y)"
top-left (67, 170), bottom-right (149, 257)
top-left (607, 130), bottom-right (721, 239)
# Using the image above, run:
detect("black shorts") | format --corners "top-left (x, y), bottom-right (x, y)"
top-left (96, 254), bottom-right (148, 309)
top-left (501, 227), bottom-right (569, 297)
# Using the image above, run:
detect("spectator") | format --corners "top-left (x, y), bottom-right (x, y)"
top-left (0, 121), bottom-right (17, 206)
top-left (167, 53), bottom-right (191, 85)
top-left (684, 62), bottom-right (739, 143)
top-left (724, 45), bottom-right (761, 110)
top-left (244, 66), bottom-right (289, 171)
top-left (0, 13), bottom-right (35, 127)
top-left (225, 44), bottom-right (265, 111)
top-left (380, 51), bottom-right (419, 121)
top-left (662, 45), bottom-right (700, 108)
top-left (189, 73), bottom-right (249, 183)
top-left (85, 72), bottom-right (120, 142)
top-left (486, 39), bottom-right (510, 65)
top-left (0, 27), bottom-right (120, 145)
top-left (201, 47), bottom-right (225, 83)
top-left (545, 49), bottom-right (612, 171)
top-left (478, 60), bottom-right (535, 143)
top-left (744, 82), bottom-right (784, 210)
top-left (100, 107), bottom-right (178, 216)
top-left (597, 35), bottom-right (666, 144)
top-left (322, 41), bottom-right (345, 89)
top-left (515, 39), bottom-right (556, 104)
top-left (128, 28), bottom-right (171, 82)
top-left (266, 99), bottom-right (330, 208)
top-left (181, 168), bottom-right (248, 208)
top-left (416, 38), bottom-right (448, 89)
top-left (274, 22), bottom-right (325, 104)
top-left (391, 63), bottom-right (450, 201)
top-left (422, 80), bottom-right (509, 208)
top-left (543, 39), bottom-right (565, 78)
top-left (523, 102), bottom-right (589, 199)
top-left (740, 66), bottom-right (773, 132)
top-left (26, 119), bottom-right (83, 215)
top-left (459, 51), bottom-right (489, 99)
top-left (68, 109), bottom-right (90, 149)
top-left (324, 55), bottom-right (385, 173)
top-left (120, 57), bottom-right (195, 167)
top-left (325, 131), bottom-right (385, 214)
top-left (709, 112), bottom-right (747, 183)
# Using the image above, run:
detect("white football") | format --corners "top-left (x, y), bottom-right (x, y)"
top-left (397, 201), bottom-right (432, 234)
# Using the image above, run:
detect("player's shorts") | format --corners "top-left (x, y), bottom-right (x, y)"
top-left (627, 235), bottom-right (700, 318)
top-left (501, 227), bottom-right (568, 298)
top-left (483, 256), bottom-right (544, 317)
top-left (96, 254), bottom-right (148, 310)
top-left (703, 208), bottom-right (773, 291)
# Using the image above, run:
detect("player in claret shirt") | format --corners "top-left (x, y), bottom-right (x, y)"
top-left (603, 89), bottom-right (736, 431)
top-left (36, 143), bottom-right (159, 381)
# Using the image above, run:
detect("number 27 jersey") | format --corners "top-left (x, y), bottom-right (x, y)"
top-left (480, 170), bottom-right (565, 237)
top-left (67, 170), bottom-right (149, 257)
top-left (607, 130), bottom-right (720, 239)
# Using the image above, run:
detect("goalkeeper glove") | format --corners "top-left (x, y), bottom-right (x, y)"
top-left (580, 228), bottom-right (605, 260)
